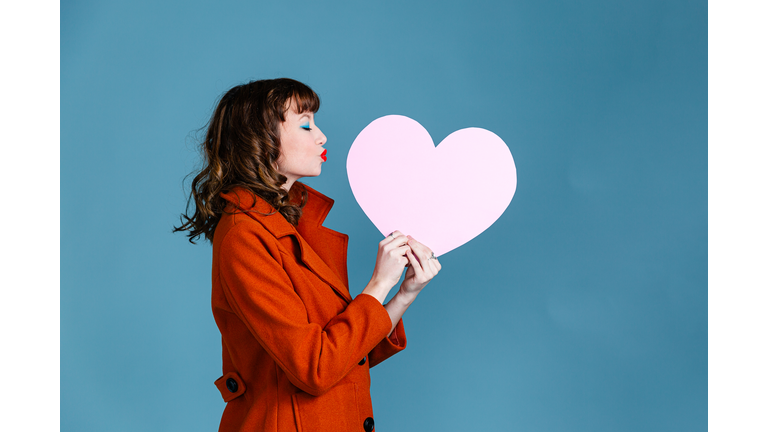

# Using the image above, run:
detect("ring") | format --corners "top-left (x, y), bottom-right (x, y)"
top-left (428, 252), bottom-right (436, 260)
top-left (388, 232), bottom-right (394, 237)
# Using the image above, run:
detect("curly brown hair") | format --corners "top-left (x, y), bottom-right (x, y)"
top-left (175, 78), bottom-right (320, 243)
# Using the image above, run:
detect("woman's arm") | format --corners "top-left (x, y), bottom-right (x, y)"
top-left (360, 232), bottom-right (441, 335)
top-left (383, 236), bottom-right (441, 335)
top-left (360, 231), bottom-right (412, 303)
top-left (363, 235), bottom-right (441, 367)
top-left (217, 223), bottom-right (409, 396)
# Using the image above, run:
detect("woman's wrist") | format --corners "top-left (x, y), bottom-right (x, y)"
top-left (390, 288), bottom-right (418, 308)
top-left (382, 289), bottom-right (418, 335)
top-left (361, 279), bottom-right (392, 304)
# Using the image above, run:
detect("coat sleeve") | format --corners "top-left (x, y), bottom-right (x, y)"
top-left (217, 221), bottom-right (393, 396)
top-left (368, 318), bottom-right (407, 368)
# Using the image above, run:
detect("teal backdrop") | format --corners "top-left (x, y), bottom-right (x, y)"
top-left (61, 1), bottom-right (707, 431)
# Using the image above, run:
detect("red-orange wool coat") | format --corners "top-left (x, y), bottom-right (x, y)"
top-left (211, 183), bottom-right (406, 432)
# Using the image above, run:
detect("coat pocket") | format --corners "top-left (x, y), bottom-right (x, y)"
top-left (291, 383), bottom-right (361, 432)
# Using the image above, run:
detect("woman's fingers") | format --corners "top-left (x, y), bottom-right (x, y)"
top-left (380, 230), bottom-right (406, 247)
top-left (432, 256), bottom-right (442, 272)
top-left (390, 245), bottom-right (411, 264)
top-left (384, 240), bottom-right (410, 260)
top-left (378, 233), bottom-right (441, 290)
top-left (406, 237), bottom-right (435, 265)
top-left (406, 237), bottom-right (442, 280)
top-left (372, 231), bottom-right (412, 284)
top-left (405, 247), bottom-right (424, 275)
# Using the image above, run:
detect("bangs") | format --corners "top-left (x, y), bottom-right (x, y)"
top-left (290, 87), bottom-right (320, 114)
top-left (264, 78), bottom-right (321, 120)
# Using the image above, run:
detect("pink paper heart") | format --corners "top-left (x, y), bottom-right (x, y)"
top-left (347, 115), bottom-right (517, 256)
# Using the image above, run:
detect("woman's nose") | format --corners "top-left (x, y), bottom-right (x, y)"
top-left (316, 128), bottom-right (327, 145)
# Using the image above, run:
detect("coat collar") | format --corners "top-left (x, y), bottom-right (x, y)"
top-left (221, 183), bottom-right (351, 302)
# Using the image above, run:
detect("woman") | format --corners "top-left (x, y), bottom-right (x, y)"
top-left (176, 78), bottom-right (440, 432)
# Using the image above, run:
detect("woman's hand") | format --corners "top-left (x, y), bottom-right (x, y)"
top-left (362, 231), bottom-right (411, 304)
top-left (399, 236), bottom-right (441, 299)
top-left (378, 236), bottom-right (441, 336)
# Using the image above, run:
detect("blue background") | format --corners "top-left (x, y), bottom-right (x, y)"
top-left (62, 1), bottom-right (707, 431)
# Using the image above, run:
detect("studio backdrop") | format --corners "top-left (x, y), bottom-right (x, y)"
top-left (62, 1), bottom-right (707, 431)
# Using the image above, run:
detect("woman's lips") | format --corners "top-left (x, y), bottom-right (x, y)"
top-left (321, 149), bottom-right (327, 162)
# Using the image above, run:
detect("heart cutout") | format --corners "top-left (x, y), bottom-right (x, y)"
top-left (347, 115), bottom-right (517, 256)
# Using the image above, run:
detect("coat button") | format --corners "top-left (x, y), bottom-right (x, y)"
top-left (363, 417), bottom-right (374, 432)
top-left (225, 377), bottom-right (238, 393)
top-left (358, 357), bottom-right (366, 366)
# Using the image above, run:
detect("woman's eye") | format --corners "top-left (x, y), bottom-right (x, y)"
top-left (301, 124), bottom-right (311, 131)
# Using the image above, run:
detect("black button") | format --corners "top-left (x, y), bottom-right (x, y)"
top-left (363, 417), bottom-right (374, 432)
top-left (358, 357), bottom-right (366, 366)
top-left (226, 377), bottom-right (238, 393)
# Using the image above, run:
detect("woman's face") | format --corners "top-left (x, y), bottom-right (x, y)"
top-left (276, 102), bottom-right (327, 188)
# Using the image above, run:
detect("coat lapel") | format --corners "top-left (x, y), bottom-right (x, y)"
top-left (221, 185), bottom-right (352, 303)
top-left (295, 184), bottom-right (350, 292)
top-left (292, 233), bottom-right (352, 303)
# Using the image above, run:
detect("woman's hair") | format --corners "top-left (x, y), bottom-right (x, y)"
top-left (175, 78), bottom-right (320, 243)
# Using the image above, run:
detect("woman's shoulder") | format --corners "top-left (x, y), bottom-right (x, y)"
top-left (214, 182), bottom-right (340, 248)
top-left (212, 212), bottom-right (292, 273)
top-left (215, 208), bottom-right (292, 245)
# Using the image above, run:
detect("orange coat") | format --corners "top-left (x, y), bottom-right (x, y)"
top-left (211, 183), bottom-right (406, 432)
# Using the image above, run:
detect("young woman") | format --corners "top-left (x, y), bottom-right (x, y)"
top-left (176, 78), bottom-right (440, 432)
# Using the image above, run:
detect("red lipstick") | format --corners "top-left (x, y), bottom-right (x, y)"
top-left (321, 149), bottom-right (327, 162)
